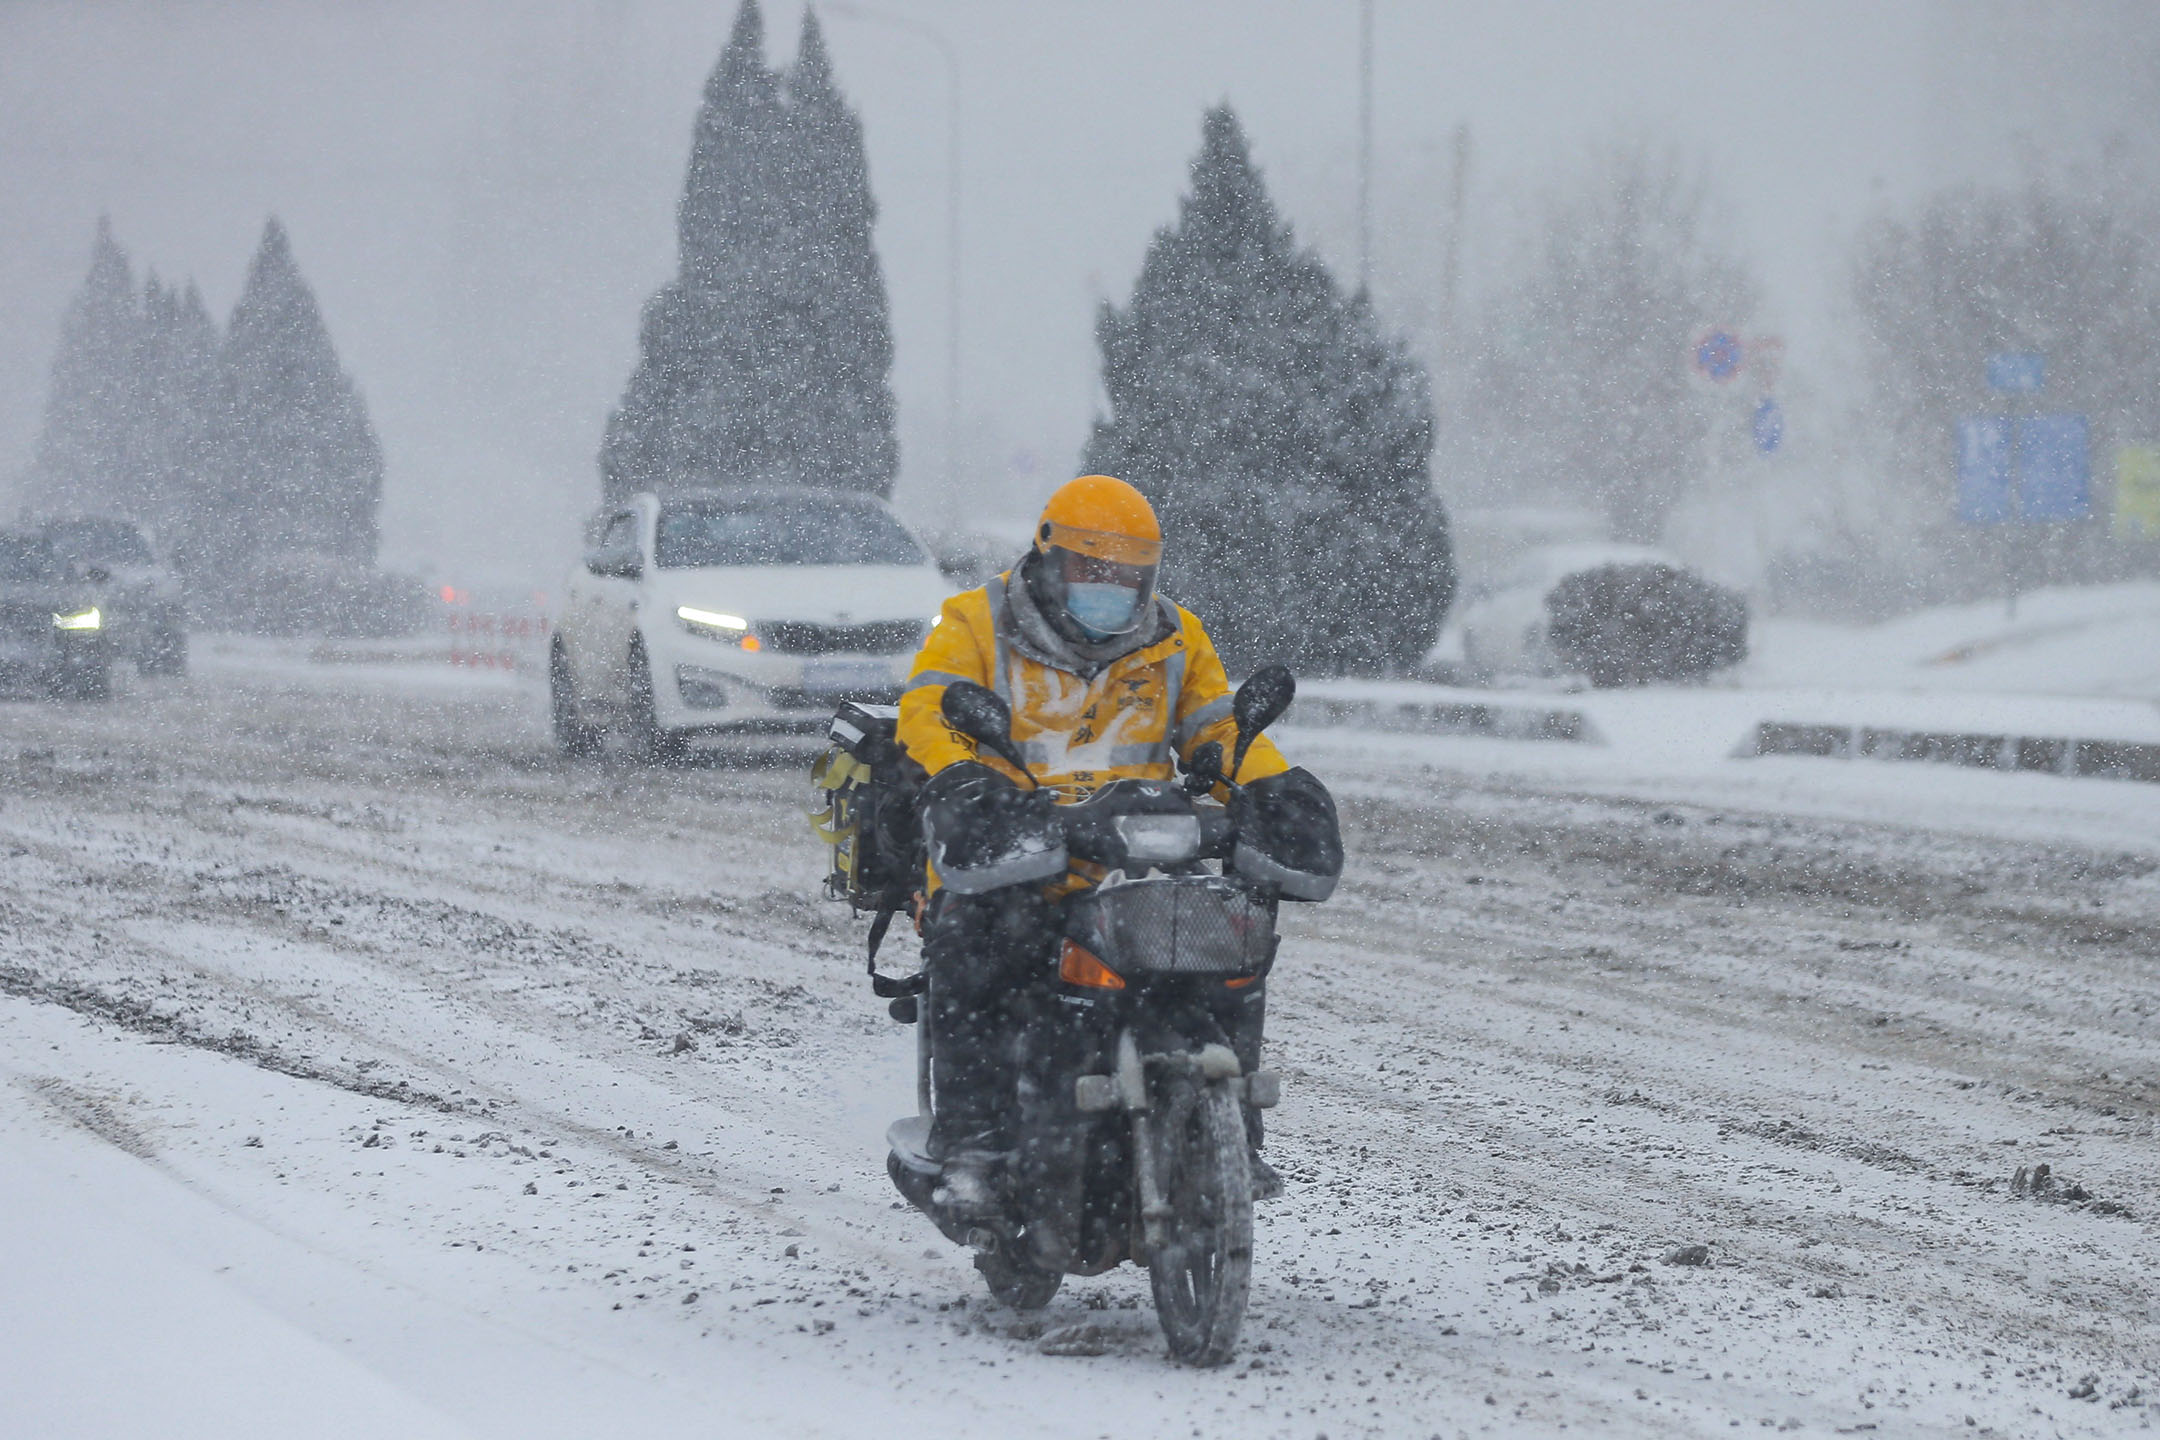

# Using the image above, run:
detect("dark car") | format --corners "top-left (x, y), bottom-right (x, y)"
top-left (41, 517), bottom-right (186, 675)
top-left (0, 530), bottom-right (112, 700)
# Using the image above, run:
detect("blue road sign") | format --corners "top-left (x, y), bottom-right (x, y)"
top-left (1987, 352), bottom-right (2045, 394)
top-left (1956, 414), bottom-right (2090, 524)
top-left (1752, 396), bottom-right (1784, 454)
top-left (1694, 330), bottom-right (1744, 382)
top-left (1957, 416), bottom-right (2013, 523)
top-left (2019, 414), bottom-right (2090, 520)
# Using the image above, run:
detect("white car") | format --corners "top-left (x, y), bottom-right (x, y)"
top-left (1455, 541), bottom-right (1675, 681)
top-left (550, 487), bottom-right (953, 757)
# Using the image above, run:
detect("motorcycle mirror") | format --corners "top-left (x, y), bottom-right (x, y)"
top-left (1230, 665), bottom-right (1296, 777)
top-left (940, 680), bottom-right (1032, 777)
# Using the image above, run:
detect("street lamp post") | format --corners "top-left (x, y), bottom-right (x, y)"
top-left (1357, 0), bottom-right (1373, 296)
top-left (825, 3), bottom-right (962, 516)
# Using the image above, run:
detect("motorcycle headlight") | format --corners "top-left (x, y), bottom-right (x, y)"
top-left (1112, 813), bottom-right (1202, 865)
top-left (677, 606), bottom-right (759, 650)
top-left (53, 606), bottom-right (102, 632)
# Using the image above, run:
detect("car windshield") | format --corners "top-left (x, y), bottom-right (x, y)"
top-left (0, 535), bottom-right (58, 583)
top-left (46, 520), bottom-right (153, 567)
top-left (654, 492), bottom-right (925, 569)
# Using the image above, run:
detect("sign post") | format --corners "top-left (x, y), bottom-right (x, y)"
top-left (1988, 352), bottom-right (2041, 619)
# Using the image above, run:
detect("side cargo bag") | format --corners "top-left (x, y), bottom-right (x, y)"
top-left (807, 701), bottom-right (922, 914)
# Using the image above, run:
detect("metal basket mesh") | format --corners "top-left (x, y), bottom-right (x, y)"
top-left (1077, 878), bottom-right (1275, 976)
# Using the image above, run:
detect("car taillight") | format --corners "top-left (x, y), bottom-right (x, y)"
top-left (1058, 940), bottom-right (1124, 990)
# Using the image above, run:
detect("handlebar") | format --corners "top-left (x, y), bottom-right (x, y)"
top-left (1055, 778), bottom-right (1234, 870)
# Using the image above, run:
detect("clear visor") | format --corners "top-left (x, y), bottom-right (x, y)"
top-left (1057, 549), bottom-right (1154, 591)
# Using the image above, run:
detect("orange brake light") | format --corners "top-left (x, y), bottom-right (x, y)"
top-left (1058, 940), bottom-right (1125, 990)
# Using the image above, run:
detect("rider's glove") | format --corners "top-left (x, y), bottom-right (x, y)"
top-left (918, 759), bottom-right (1015, 811)
top-left (1229, 767), bottom-right (1343, 901)
top-left (919, 762), bottom-right (1067, 895)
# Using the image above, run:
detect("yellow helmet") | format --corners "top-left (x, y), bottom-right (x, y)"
top-left (1032, 475), bottom-right (1162, 640)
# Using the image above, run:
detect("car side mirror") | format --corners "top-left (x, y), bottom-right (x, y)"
top-left (1230, 664), bottom-right (1296, 778)
top-left (940, 680), bottom-right (1032, 779)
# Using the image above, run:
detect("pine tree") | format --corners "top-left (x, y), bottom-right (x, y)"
top-left (215, 217), bottom-right (383, 567)
top-left (1082, 107), bottom-right (1453, 677)
top-left (138, 278), bottom-right (225, 565)
top-left (601, 0), bottom-right (897, 500)
top-left (779, 9), bottom-right (897, 496)
top-left (28, 218), bottom-right (148, 521)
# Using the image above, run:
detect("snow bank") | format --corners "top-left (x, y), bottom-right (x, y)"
top-left (1747, 579), bottom-right (2160, 701)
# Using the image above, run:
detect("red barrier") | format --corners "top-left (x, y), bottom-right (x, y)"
top-left (446, 611), bottom-right (552, 671)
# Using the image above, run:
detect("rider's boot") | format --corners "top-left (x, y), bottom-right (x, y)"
top-left (1245, 1107), bottom-right (1283, 1200)
top-left (1229, 986), bottom-right (1281, 1199)
top-left (1249, 1148), bottom-right (1284, 1201)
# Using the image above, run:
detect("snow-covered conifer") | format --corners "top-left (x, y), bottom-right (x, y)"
top-left (138, 278), bottom-right (226, 566)
top-left (602, 0), bottom-right (897, 500)
top-left (778, 8), bottom-right (897, 497)
top-left (1083, 107), bottom-right (1453, 676)
top-left (28, 218), bottom-right (149, 521)
top-left (214, 217), bottom-right (382, 566)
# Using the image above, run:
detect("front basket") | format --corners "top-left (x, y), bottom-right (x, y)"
top-left (1067, 876), bottom-right (1276, 978)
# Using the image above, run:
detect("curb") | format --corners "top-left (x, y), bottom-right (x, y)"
top-left (1288, 696), bottom-right (1602, 745)
top-left (1740, 721), bottom-right (2160, 785)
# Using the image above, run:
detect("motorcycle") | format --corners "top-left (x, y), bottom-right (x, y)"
top-left (878, 666), bottom-right (1338, 1366)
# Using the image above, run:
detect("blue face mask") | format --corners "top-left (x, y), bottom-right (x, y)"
top-left (1065, 582), bottom-right (1141, 640)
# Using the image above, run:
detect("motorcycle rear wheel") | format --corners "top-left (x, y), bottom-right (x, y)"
top-left (1145, 1074), bottom-right (1253, 1366)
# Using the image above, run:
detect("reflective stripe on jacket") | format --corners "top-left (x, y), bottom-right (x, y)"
top-left (898, 573), bottom-right (1289, 801)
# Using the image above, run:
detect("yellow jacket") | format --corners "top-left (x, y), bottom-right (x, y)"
top-left (900, 571), bottom-right (1289, 803)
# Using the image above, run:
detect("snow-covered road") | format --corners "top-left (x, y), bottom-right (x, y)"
top-left (2, 660), bottom-right (2155, 1437)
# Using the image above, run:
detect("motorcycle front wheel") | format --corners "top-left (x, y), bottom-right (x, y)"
top-left (1145, 1072), bottom-right (1253, 1366)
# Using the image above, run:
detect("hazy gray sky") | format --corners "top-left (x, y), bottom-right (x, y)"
top-left (2, 0), bottom-right (2151, 582)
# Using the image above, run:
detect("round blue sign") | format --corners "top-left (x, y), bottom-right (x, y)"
top-left (1695, 330), bottom-right (1744, 382)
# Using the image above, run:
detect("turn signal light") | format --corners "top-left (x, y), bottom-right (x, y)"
top-left (1224, 974), bottom-right (1259, 989)
top-left (1058, 940), bottom-right (1124, 990)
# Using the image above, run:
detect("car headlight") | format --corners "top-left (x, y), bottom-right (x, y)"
top-left (53, 607), bottom-right (102, 632)
top-left (676, 605), bottom-right (760, 650)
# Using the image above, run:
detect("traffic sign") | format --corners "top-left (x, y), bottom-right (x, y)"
top-left (1751, 396), bottom-right (1784, 455)
top-left (2018, 415), bottom-right (2089, 520)
top-left (1987, 352), bottom-right (2045, 394)
top-left (2117, 446), bottom-right (2160, 541)
top-left (1691, 328), bottom-right (1745, 383)
top-left (1955, 414), bottom-right (2089, 524)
